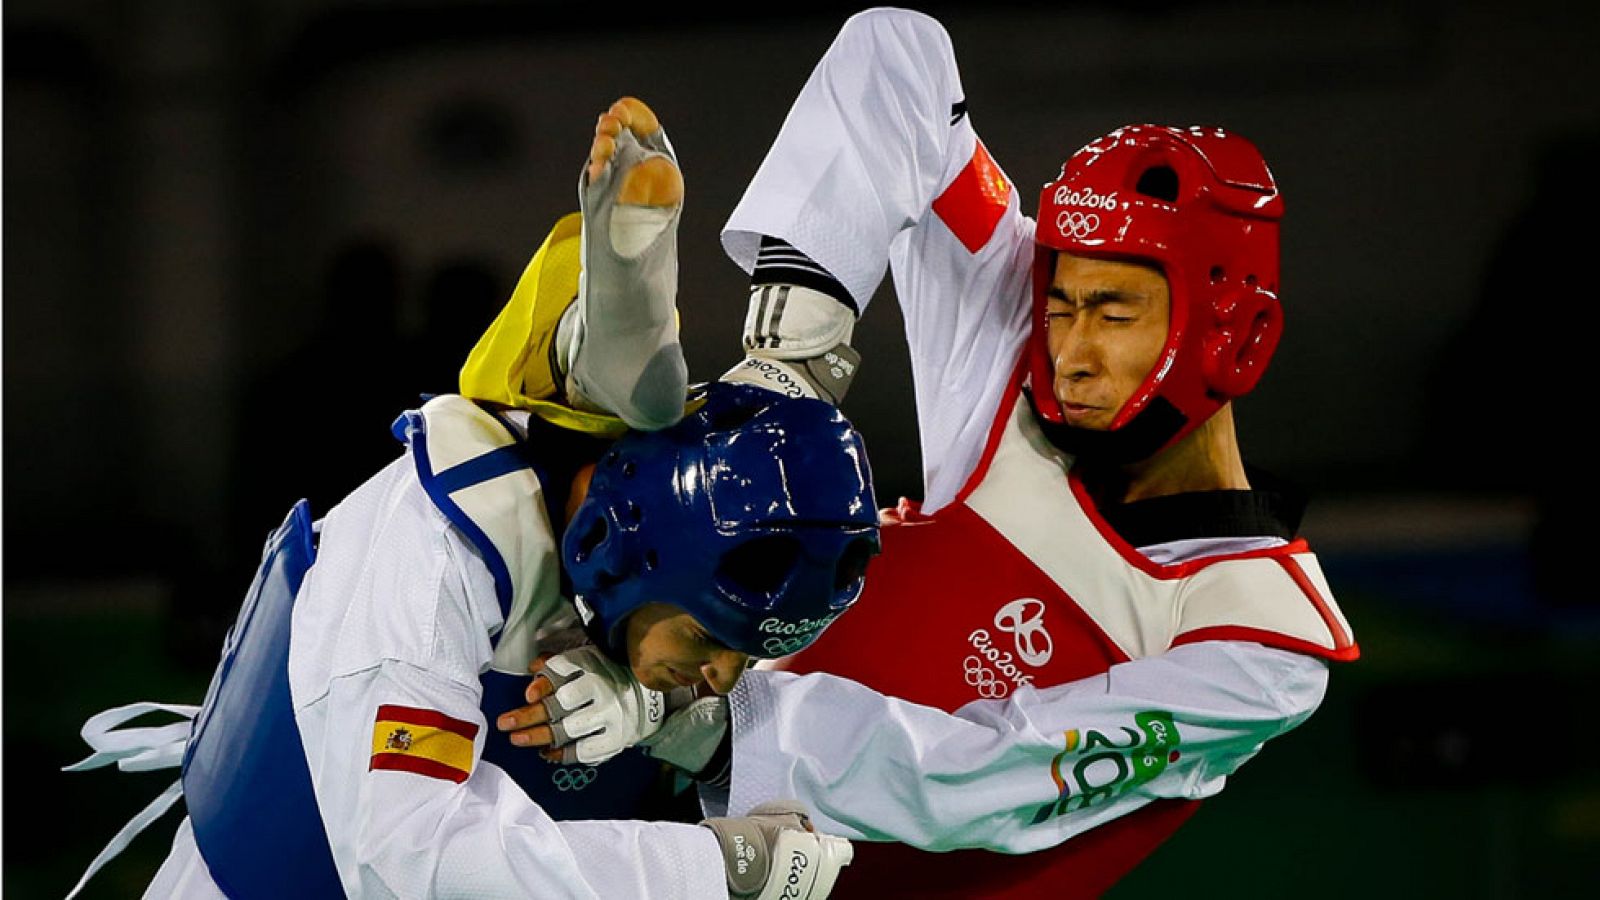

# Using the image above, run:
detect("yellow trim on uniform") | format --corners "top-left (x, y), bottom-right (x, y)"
top-left (458, 212), bottom-right (631, 438)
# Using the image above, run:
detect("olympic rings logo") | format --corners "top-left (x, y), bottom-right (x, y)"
top-left (762, 635), bottom-right (809, 657)
top-left (552, 766), bottom-right (598, 791)
top-left (963, 655), bottom-right (1009, 699)
top-left (1055, 210), bottom-right (1101, 240)
top-left (994, 598), bottom-right (1053, 667)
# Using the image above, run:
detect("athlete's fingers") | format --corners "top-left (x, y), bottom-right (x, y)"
top-left (523, 672), bottom-right (556, 705)
top-left (507, 723), bottom-right (555, 748)
top-left (521, 656), bottom-right (560, 698)
top-left (522, 666), bottom-right (555, 717)
top-left (496, 701), bottom-right (550, 733)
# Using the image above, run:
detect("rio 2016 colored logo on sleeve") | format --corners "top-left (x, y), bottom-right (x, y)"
top-left (1029, 711), bottom-right (1181, 825)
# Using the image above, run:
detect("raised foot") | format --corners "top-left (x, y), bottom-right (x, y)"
top-left (587, 96), bottom-right (682, 208)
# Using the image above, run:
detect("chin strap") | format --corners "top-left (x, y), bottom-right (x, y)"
top-left (1027, 387), bottom-right (1190, 466)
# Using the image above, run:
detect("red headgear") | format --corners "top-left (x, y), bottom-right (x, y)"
top-left (1030, 125), bottom-right (1284, 461)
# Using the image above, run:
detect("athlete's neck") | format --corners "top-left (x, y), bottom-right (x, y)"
top-left (566, 463), bottom-right (596, 526)
top-left (1088, 405), bottom-right (1250, 505)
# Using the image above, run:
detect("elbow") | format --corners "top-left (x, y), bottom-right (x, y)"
top-left (838, 7), bottom-right (956, 62)
top-left (1283, 657), bottom-right (1330, 729)
top-left (341, 840), bottom-right (408, 899)
top-left (829, 8), bottom-right (961, 117)
top-left (842, 7), bottom-right (952, 46)
top-left (344, 821), bottom-right (466, 898)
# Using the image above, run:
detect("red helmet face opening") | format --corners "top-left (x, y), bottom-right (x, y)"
top-left (1029, 125), bottom-right (1284, 462)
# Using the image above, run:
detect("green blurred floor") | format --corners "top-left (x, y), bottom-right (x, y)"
top-left (1114, 588), bottom-right (1600, 898)
top-left (6, 584), bottom-right (1597, 898)
top-left (5, 598), bottom-right (214, 899)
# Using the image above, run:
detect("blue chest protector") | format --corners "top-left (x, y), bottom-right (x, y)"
top-left (180, 406), bottom-right (668, 897)
top-left (180, 499), bottom-right (343, 899)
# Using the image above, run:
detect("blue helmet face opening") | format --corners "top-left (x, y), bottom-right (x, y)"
top-left (563, 382), bottom-right (880, 660)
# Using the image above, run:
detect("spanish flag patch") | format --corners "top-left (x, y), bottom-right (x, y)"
top-left (370, 704), bottom-right (479, 784)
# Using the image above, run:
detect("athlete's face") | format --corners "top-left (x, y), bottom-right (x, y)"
top-left (624, 602), bottom-right (749, 694)
top-left (1045, 253), bottom-right (1171, 430)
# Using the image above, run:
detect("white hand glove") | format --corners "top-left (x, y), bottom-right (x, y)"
top-left (701, 801), bottom-right (853, 900)
top-left (539, 645), bottom-right (670, 765)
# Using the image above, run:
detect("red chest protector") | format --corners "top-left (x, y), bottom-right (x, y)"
top-left (779, 379), bottom-right (1356, 899)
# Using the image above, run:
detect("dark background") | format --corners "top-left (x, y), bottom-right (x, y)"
top-left (6, 1), bottom-right (1598, 896)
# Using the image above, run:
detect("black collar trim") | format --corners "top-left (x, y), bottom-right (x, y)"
top-left (1095, 466), bottom-right (1307, 548)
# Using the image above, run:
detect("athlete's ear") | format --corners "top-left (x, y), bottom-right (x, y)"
top-left (1201, 286), bottom-right (1281, 399)
top-left (564, 463), bottom-right (596, 527)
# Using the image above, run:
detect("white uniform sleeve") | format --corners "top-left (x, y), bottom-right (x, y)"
top-left (722, 7), bottom-right (1034, 511)
top-left (300, 661), bottom-right (726, 900)
top-left (717, 641), bottom-right (1327, 854)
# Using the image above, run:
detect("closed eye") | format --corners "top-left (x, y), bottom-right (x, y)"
top-left (682, 623), bottom-right (717, 649)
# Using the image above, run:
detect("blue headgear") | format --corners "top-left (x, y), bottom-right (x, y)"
top-left (564, 381), bottom-right (880, 660)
